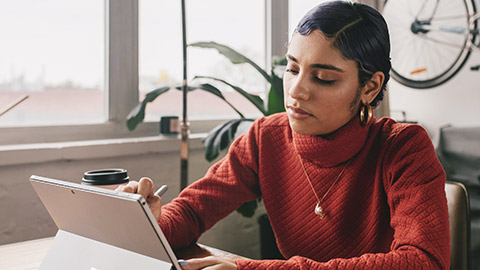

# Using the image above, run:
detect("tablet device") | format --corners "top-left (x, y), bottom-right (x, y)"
top-left (30, 175), bottom-right (182, 270)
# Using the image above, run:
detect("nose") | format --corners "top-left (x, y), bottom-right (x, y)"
top-left (287, 73), bottom-right (310, 101)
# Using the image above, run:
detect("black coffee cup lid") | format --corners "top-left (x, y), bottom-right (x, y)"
top-left (82, 168), bottom-right (129, 185)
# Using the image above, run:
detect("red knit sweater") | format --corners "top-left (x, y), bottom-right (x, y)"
top-left (159, 113), bottom-right (450, 269)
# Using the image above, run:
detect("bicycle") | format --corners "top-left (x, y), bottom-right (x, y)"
top-left (382, 0), bottom-right (480, 89)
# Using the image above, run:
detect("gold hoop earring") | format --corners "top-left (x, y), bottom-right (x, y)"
top-left (359, 103), bottom-right (373, 126)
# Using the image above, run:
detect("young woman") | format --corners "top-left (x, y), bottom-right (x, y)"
top-left (121, 1), bottom-right (450, 269)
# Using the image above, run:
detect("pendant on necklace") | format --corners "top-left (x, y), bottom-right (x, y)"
top-left (314, 202), bottom-right (324, 219)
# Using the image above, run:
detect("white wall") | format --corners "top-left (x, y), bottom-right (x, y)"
top-left (388, 52), bottom-right (480, 141)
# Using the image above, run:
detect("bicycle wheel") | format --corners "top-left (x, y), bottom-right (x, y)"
top-left (383, 0), bottom-right (476, 89)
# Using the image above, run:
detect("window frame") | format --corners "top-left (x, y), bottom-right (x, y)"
top-left (0, 0), bottom-right (289, 146)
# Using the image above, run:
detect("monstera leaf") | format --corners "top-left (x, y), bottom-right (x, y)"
top-left (189, 42), bottom-right (284, 162)
top-left (189, 42), bottom-right (284, 217)
top-left (190, 41), bottom-right (271, 84)
top-left (126, 86), bottom-right (171, 131)
top-left (202, 118), bottom-right (254, 162)
top-left (126, 84), bottom-right (245, 131)
top-left (195, 76), bottom-right (267, 116)
top-left (126, 41), bottom-right (285, 218)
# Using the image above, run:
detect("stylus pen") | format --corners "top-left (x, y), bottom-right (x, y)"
top-left (154, 185), bottom-right (168, 197)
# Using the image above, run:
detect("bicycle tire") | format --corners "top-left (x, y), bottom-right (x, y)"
top-left (383, 0), bottom-right (476, 89)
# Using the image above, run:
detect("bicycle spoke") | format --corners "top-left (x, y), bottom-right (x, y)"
top-left (415, 0), bottom-right (429, 20)
top-left (405, 0), bottom-right (418, 19)
top-left (432, 40), bottom-right (447, 76)
top-left (437, 30), bottom-right (467, 47)
top-left (417, 38), bottom-right (427, 78)
top-left (386, 12), bottom-right (414, 26)
top-left (390, 27), bottom-right (412, 42)
top-left (418, 35), bottom-right (465, 50)
top-left (383, 0), bottom-right (473, 87)
top-left (424, 37), bottom-right (436, 78)
top-left (431, 14), bottom-right (469, 21)
top-left (413, 36), bottom-right (423, 77)
top-left (399, 34), bottom-right (420, 75)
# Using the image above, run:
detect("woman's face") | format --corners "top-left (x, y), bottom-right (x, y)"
top-left (284, 30), bottom-right (364, 136)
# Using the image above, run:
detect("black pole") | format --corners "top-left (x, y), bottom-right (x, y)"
top-left (180, 0), bottom-right (189, 191)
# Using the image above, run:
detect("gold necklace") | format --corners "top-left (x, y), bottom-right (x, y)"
top-left (299, 157), bottom-right (352, 219)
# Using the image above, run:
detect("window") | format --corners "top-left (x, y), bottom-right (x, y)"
top-left (0, 0), bottom-right (104, 127)
top-left (289, 0), bottom-right (330, 37)
top-left (0, 1), bottom-right (288, 146)
top-left (139, 0), bottom-right (265, 122)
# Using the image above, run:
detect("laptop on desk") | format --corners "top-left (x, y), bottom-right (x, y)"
top-left (30, 175), bottom-right (182, 270)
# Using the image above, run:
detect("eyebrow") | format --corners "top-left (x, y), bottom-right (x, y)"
top-left (286, 54), bottom-right (344, 72)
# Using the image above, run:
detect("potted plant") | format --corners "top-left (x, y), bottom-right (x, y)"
top-left (126, 41), bottom-right (285, 217)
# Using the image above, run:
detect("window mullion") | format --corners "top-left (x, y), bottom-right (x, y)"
top-left (105, 0), bottom-right (139, 124)
top-left (265, 0), bottom-right (289, 71)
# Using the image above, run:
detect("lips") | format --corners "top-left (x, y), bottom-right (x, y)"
top-left (286, 105), bottom-right (313, 120)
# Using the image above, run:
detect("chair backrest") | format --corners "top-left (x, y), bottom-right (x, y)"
top-left (445, 181), bottom-right (470, 270)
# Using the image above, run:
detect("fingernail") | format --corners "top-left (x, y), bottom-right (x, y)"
top-left (178, 259), bottom-right (188, 266)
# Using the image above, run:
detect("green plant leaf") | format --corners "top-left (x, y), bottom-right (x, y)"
top-left (188, 83), bottom-right (246, 119)
top-left (189, 41), bottom-right (271, 84)
top-left (175, 85), bottom-right (199, 92)
top-left (195, 76), bottom-right (267, 116)
top-left (271, 66), bottom-right (285, 98)
top-left (203, 119), bottom-right (254, 161)
top-left (273, 56), bottom-right (287, 66)
top-left (204, 120), bottom-right (239, 161)
top-left (236, 200), bottom-right (258, 218)
top-left (266, 71), bottom-right (285, 115)
top-left (126, 86), bottom-right (171, 130)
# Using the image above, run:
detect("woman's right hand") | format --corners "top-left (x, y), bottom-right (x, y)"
top-left (116, 177), bottom-right (162, 221)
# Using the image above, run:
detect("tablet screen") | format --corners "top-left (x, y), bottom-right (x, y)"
top-left (30, 175), bottom-right (180, 269)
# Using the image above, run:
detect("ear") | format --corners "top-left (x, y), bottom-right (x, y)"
top-left (360, 71), bottom-right (385, 104)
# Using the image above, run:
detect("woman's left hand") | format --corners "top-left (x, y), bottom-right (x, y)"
top-left (179, 256), bottom-right (237, 270)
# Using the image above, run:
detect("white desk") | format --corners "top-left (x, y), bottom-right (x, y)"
top-left (0, 237), bottom-right (247, 270)
top-left (0, 237), bottom-right (52, 270)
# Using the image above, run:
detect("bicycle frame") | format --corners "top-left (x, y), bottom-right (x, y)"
top-left (412, 0), bottom-right (480, 52)
top-left (383, 0), bottom-right (477, 88)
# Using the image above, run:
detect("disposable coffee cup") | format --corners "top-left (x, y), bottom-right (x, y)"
top-left (82, 168), bottom-right (129, 190)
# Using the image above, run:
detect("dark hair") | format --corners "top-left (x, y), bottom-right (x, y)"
top-left (295, 1), bottom-right (391, 107)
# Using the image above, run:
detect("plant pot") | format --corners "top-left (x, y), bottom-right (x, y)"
top-left (257, 213), bottom-right (284, 259)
